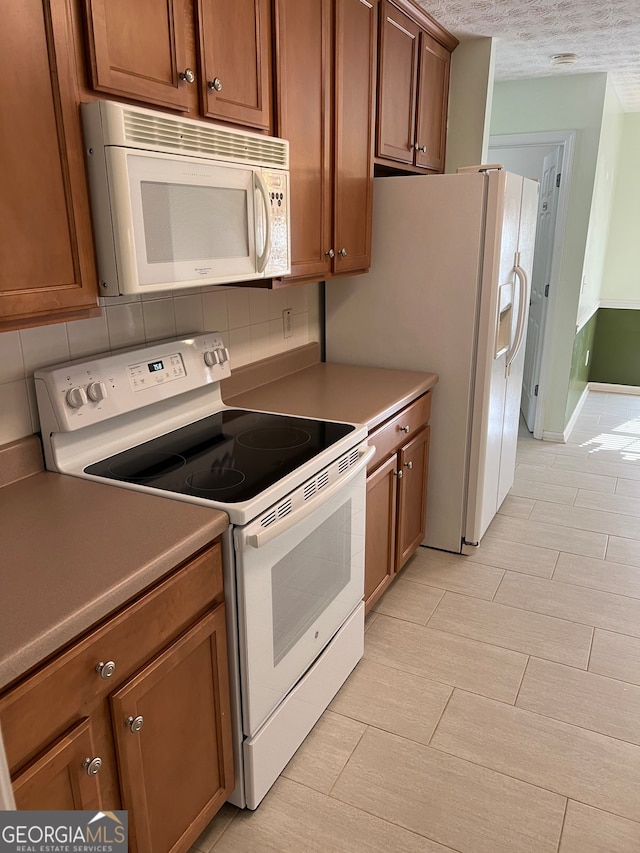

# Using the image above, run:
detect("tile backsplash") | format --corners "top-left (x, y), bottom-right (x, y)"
top-left (0, 283), bottom-right (321, 447)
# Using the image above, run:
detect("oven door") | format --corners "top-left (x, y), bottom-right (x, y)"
top-left (233, 446), bottom-right (372, 737)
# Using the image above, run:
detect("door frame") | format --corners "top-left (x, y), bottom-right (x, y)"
top-left (489, 130), bottom-right (575, 439)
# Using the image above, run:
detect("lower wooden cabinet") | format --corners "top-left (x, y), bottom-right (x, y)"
top-left (12, 718), bottom-right (101, 811)
top-left (0, 542), bottom-right (233, 853)
top-left (365, 392), bottom-right (432, 611)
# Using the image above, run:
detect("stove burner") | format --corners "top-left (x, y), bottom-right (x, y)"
top-left (186, 467), bottom-right (246, 494)
top-left (237, 426), bottom-right (311, 450)
top-left (108, 451), bottom-right (186, 482)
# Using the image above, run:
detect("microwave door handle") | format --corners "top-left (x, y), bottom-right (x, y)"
top-left (254, 171), bottom-right (272, 274)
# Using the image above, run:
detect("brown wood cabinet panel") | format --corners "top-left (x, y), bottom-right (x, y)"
top-left (0, 0), bottom-right (99, 332)
top-left (364, 454), bottom-right (398, 612)
top-left (0, 543), bottom-right (222, 774)
top-left (367, 391), bottom-right (432, 471)
top-left (12, 718), bottom-right (101, 811)
top-left (396, 425), bottom-right (430, 569)
top-left (198, 0), bottom-right (272, 130)
top-left (376, 0), bottom-right (419, 165)
top-left (111, 605), bottom-right (234, 853)
top-left (375, 0), bottom-right (456, 174)
top-left (333, 0), bottom-right (376, 274)
top-left (83, 0), bottom-right (194, 110)
top-left (274, 0), bottom-right (333, 280)
top-left (415, 32), bottom-right (450, 172)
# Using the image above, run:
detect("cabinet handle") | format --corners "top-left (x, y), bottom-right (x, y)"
top-left (414, 144), bottom-right (427, 153)
top-left (338, 248), bottom-right (348, 257)
top-left (126, 715), bottom-right (144, 733)
top-left (394, 470), bottom-right (404, 479)
top-left (399, 425), bottom-right (410, 433)
top-left (179, 68), bottom-right (196, 84)
top-left (208, 77), bottom-right (223, 92)
top-left (325, 248), bottom-right (335, 258)
top-left (82, 757), bottom-right (102, 776)
top-left (404, 461), bottom-right (413, 469)
top-left (95, 660), bottom-right (116, 680)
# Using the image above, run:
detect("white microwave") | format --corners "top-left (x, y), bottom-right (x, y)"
top-left (81, 100), bottom-right (291, 296)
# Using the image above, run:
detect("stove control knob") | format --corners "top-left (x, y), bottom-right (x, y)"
top-left (86, 381), bottom-right (107, 402)
top-left (66, 386), bottom-right (88, 409)
top-left (204, 350), bottom-right (220, 367)
top-left (219, 347), bottom-right (230, 364)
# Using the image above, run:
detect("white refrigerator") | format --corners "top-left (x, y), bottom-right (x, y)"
top-left (325, 167), bottom-right (538, 554)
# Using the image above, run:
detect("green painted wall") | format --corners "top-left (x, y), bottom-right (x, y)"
top-left (590, 309), bottom-right (640, 386)
top-left (566, 312), bottom-right (598, 422)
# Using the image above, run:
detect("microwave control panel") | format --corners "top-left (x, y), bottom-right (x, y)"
top-left (262, 170), bottom-right (291, 277)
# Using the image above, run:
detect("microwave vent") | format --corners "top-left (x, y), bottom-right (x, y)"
top-left (121, 110), bottom-right (289, 169)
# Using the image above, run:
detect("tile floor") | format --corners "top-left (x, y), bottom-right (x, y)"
top-left (192, 391), bottom-right (640, 853)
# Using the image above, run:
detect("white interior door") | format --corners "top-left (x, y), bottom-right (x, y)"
top-left (521, 147), bottom-right (562, 430)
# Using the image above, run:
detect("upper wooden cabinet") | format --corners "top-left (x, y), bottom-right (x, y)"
top-left (274, 0), bottom-right (376, 282)
top-left (376, 0), bottom-right (456, 173)
top-left (197, 0), bottom-right (272, 129)
top-left (82, 0), bottom-right (192, 111)
top-left (0, 0), bottom-right (99, 333)
top-left (82, 0), bottom-right (272, 130)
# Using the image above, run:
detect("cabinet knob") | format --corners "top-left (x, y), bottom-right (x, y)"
top-left (126, 715), bottom-right (144, 733)
top-left (338, 248), bottom-right (348, 257)
top-left (399, 424), bottom-right (410, 433)
top-left (95, 660), bottom-right (116, 680)
top-left (208, 77), bottom-right (223, 92)
top-left (394, 469), bottom-right (404, 479)
top-left (414, 143), bottom-right (427, 153)
top-left (325, 248), bottom-right (335, 258)
top-left (82, 757), bottom-right (102, 776)
top-left (179, 68), bottom-right (196, 84)
top-left (404, 460), bottom-right (413, 469)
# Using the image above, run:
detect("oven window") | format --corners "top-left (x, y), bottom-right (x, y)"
top-left (272, 502), bottom-right (352, 666)
top-left (140, 182), bottom-right (249, 263)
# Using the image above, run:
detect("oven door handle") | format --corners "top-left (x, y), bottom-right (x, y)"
top-left (243, 444), bottom-right (376, 550)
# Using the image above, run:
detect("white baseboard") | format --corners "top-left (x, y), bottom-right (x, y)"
top-left (588, 382), bottom-right (640, 396)
top-left (541, 431), bottom-right (566, 442)
top-left (545, 384), bottom-right (591, 443)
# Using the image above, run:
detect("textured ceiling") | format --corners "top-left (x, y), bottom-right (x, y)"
top-left (418, 0), bottom-right (640, 111)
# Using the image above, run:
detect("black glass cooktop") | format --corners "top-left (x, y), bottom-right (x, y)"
top-left (84, 409), bottom-right (355, 503)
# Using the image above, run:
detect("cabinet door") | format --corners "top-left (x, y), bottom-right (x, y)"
top-left (1, 0), bottom-right (99, 332)
top-left (274, 0), bottom-right (333, 280)
top-left (415, 32), bottom-right (450, 172)
top-left (396, 426), bottom-right (430, 570)
top-left (111, 606), bottom-right (233, 853)
top-left (198, 0), bottom-right (272, 130)
top-left (83, 0), bottom-right (195, 110)
top-left (364, 455), bottom-right (398, 613)
top-left (12, 718), bottom-right (102, 811)
top-left (333, 0), bottom-right (376, 275)
top-left (376, 0), bottom-right (419, 165)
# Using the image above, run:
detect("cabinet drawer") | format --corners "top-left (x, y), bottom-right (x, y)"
top-left (368, 392), bottom-right (432, 471)
top-left (0, 542), bottom-right (222, 773)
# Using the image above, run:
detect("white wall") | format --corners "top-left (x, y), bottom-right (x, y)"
top-left (490, 73), bottom-right (610, 435)
top-left (0, 283), bottom-right (321, 447)
top-left (601, 112), bottom-right (640, 305)
top-left (578, 78), bottom-right (625, 324)
top-left (445, 37), bottom-right (495, 173)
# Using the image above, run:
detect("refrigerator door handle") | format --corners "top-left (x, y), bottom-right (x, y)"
top-left (505, 252), bottom-right (530, 377)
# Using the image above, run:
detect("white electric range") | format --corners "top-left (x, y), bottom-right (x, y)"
top-left (35, 333), bottom-right (372, 809)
